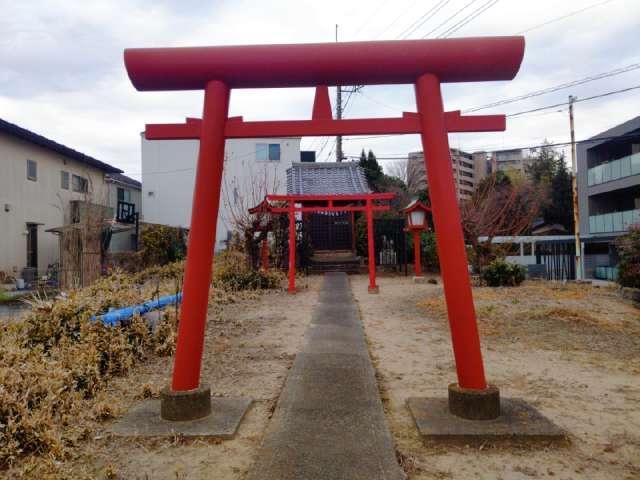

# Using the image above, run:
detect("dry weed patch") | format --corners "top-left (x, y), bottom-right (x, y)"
top-left (0, 252), bottom-right (284, 473)
top-left (417, 297), bottom-right (447, 318)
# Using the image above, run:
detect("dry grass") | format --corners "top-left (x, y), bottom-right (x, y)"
top-left (417, 281), bottom-right (640, 364)
top-left (0, 252), bottom-right (285, 476)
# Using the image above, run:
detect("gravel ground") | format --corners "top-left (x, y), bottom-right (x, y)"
top-left (351, 274), bottom-right (640, 480)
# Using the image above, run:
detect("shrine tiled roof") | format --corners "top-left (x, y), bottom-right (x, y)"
top-left (286, 162), bottom-right (371, 195)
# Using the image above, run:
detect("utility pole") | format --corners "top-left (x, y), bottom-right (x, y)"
top-left (336, 24), bottom-right (343, 162)
top-left (569, 95), bottom-right (582, 280)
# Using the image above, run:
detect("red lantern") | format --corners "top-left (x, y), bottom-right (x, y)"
top-left (402, 200), bottom-right (432, 277)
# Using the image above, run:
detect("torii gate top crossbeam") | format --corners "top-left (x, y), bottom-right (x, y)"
top-left (125, 37), bottom-right (524, 91)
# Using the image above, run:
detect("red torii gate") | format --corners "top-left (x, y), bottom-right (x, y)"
top-left (124, 37), bottom-right (525, 414)
top-left (265, 192), bottom-right (396, 294)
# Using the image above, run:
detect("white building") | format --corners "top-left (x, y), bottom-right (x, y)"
top-left (141, 136), bottom-right (302, 250)
top-left (0, 118), bottom-right (137, 281)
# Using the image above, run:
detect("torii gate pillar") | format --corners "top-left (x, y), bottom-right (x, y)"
top-left (171, 80), bottom-right (229, 393)
top-left (416, 74), bottom-right (486, 391)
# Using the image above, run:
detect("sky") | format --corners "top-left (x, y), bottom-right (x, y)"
top-left (1, 0), bottom-right (639, 179)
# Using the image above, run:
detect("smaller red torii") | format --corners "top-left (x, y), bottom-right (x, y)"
top-left (265, 192), bottom-right (395, 294)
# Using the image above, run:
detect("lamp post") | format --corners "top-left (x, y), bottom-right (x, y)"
top-left (402, 200), bottom-right (431, 281)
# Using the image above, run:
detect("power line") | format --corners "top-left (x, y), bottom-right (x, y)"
top-left (515, 0), bottom-right (617, 35)
top-left (340, 82), bottom-right (640, 144)
top-left (421, 0), bottom-right (481, 38)
top-left (396, 0), bottom-right (451, 39)
top-left (357, 91), bottom-right (404, 111)
top-left (506, 84), bottom-right (640, 117)
top-left (438, 0), bottom-right (500, 38)
top-left (343, 132), bottom-right (640, 160)
top-left (352, 0), bottom-right (391, 38)
top-left (465, 62), bottom-right (640, 112)
top-left (375, 0), bottom-right (420, 39)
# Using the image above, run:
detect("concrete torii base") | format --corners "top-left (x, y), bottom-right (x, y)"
top-left (107, 386), bottom-right (251, 439)
top-left (407, 384), bottom-right (565, 444)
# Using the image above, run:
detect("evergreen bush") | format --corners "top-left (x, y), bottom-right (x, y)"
top-left (616, 226), bottom-right (640, 289)
top-left (481, 258), bottom-right (526, 287)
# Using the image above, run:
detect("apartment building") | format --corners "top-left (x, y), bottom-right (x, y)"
top-left (488, 148), bottom-right (539, 173)
top-left (407, 148), bottom-right (478, 200)
top-left (577, 115), bottom-right (640, 280)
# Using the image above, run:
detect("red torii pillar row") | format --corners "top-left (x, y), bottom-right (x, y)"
top-left (366, 199), bottom-right (378, 294)
top-left (287, 203), bottom-right (296, 294)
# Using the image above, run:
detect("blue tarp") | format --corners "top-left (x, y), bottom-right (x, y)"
top-left (91, 293), bottom-right (182, 326)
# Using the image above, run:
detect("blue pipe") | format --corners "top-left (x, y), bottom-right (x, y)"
top-left (92, 293), bottom-right (182, 326)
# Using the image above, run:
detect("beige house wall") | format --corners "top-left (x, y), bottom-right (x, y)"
top-left (0, 131), bottom-right (110, 277)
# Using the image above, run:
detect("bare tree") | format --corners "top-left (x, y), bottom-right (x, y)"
top-left (386, 160), bottom-right (407, 184)
top-left (221, 157), bottom-right (282, 264)
top-left (461, 173), bottom-right (544, 272)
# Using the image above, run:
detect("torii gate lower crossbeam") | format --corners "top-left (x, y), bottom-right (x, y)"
top-left (265, 193), bottom-right (395, 294)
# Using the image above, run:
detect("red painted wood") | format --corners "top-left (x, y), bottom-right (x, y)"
top-left (145, 111), bottom-right (505, 140)
top-left (269, 206), bottom-right (390, 213)
top-left (366, 199), bottom-right (377, 292)
top-left (415, 73), bottom-right (487, 390)
top-left (413, 231), bottom-right (423, 277)
top-left (312, 86), bottom-right (332, 120)
top-left (267, 193), bottom-right (395, 202)
top-left (125, 37), bottom-right (524, 91)
top-left (171, 80), bottom-right (230, 391)
top-left (287, 205), bottom-right (296, 294)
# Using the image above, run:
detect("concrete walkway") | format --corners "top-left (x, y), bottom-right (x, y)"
top-left (247, 272), bottom-right (404, 480)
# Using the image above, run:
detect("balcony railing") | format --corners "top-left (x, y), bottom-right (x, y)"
top-left (587, 152), bottom-right (640, 186)
top-left (116, 201), bottom-right (137, 224)
top-left (589, 208), bottom-right (640, 233)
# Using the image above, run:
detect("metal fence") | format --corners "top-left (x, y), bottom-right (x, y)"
top-left (535, 240), bottom-right (576, 281)
top-left (374, 218), bottom-right (408, 273)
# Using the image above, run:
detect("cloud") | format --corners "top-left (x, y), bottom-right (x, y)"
top-left (0, 0), bottom-right (639, 177)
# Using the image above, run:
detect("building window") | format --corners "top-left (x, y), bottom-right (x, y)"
top-left (26, 223), bottom-right (38, 268)
top-left (117, 187), bottom-right (131, 203)
top-left (61, 171), bottom-right (69, 189)
top-left (27, 160), bottom-right (37, 181)
top-left (72, 174), bottom-right (88, 193)
top-left (256, 143), bottom-right (281, 161)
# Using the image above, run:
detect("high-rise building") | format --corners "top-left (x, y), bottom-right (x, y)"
top-left (407, 148), bottom-right (478, 201)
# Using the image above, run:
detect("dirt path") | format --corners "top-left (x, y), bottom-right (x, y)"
top-left (351, 274), bottom-right (640, 480)
top-left (60, 276), bottom-right (321, 480)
